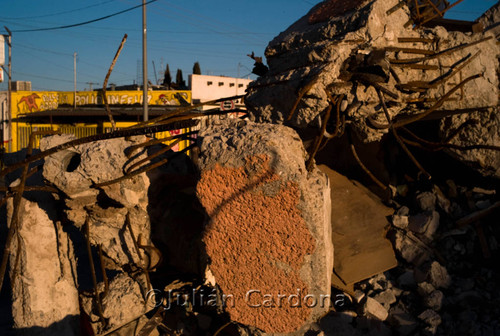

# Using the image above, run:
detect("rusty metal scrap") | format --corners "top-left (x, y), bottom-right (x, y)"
top-left (389, 36), bottom-right (492, 65)
top-left (84, 217), bottom-right (108, 328)
top-left (102, 34), bottom-right (127, 131)
top-left (393, 73), bottom-right (482, 127)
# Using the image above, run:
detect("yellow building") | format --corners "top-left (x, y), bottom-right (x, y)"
top-left (0, 90), bottom-right (192, 153)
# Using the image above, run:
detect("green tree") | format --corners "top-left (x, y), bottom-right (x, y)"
top-left (193, 61), bottom-right (201, 75)
top-left (176, 69), bottom-right (185, 89)
top-left (163, 64), bottom-right (172, 87)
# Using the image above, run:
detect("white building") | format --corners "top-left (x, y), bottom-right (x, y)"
top-left (188, 74), bottom-right (253, 111)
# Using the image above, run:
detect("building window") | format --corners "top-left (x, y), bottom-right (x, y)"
top-left (238, 84), bottom-right (244, 88)
top-left (207, 81), bottom-right (213, 86)
top-left (229, 83), bottom-right (235, 87)
top-left (218, 82), bottom-right (224, 86)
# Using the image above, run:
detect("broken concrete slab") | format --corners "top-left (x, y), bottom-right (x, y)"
top-left (363, 297), bottom-right (388, 321)
top-left (196, 119), bottom-right (332, 334)
top-left (40, 135), bottom-right (154, 269)
top-left (7, 197), bottom-right (79, 335)
top-left (246, 0), bottom-right (498, 144)
top-left (319, 165), bottom-right (397, 287)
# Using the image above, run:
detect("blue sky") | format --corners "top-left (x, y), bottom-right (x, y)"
top-left (0, 0), bottom-right (496, 92)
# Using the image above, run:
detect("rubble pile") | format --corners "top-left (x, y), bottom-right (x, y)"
top-left (315, 181), bottom-right (500, 336)
top-left (4, 134), bottom-right (158, 335)
top-left (0, 0), bottom-right (499, 335)
top-left (246, 0), bottom-right (499, 177)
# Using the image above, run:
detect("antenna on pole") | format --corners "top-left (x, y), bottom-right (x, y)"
top-left (152, 60), bottom-right (158, 85)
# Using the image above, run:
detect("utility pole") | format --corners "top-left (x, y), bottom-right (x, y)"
top-left (142, 0), bottom-right (148, 121)
top-left (73, 52), bottom-right (77, 109)
top-left (0, 27), bottom-right (12, 153)
top-left (86, 82), bottom-right (96, 91)
top-left (152, 60), bottom-right (158, 85)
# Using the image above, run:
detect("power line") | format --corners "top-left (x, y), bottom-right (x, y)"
top-left (13, 71), bottom-right (89, 84)
top-left (0, 0), bottom-right (118, 20)
top-left (6, 0), bottom-right (158, 33)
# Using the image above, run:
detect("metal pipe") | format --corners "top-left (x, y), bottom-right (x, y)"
top-left (5, 27), bottom-right (11, 153)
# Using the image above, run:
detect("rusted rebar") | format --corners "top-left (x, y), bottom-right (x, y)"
top-left (393, 74), bottom-right (481, 128)
top-left (84, 217), bottom-right (107, 327)
top-left (94, 144), bottom-right (195, 188)
top-left (125, 137), bottom-right (185, 174)
top-left (306, 100), bottom-right (334, 171)
top-left (389, 36), bottom-right (492, 65)
top-left (98, 244), bottom-right (109, 299)
top-left (349, 140), bottom-right (387, 190)
top-left (102, 34), bottom-right (128, 131)
top-left (376, 88), bottom-right (431, 179)
top-left (287, 76), bottom-right (321, 121)
top-left (126, 213), bottom-right (151, 291)
top-left (385, 46), bottom-right (435, 55)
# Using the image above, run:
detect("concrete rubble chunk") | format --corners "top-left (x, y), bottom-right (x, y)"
top-left (392, 231), bottom-right (430, 265)
top-left (196, 119), bottom-right (333, 334)
top-left (426, 261), bottom-right (451, 289)
top-left (417, 282), bottom-right (436, 297)
top-left (440, 107), bottom-right (500, 179)
top-left (423, 290), bottom-right (444, 311)
top-left (418, 309), bottom-right (442, 328)
top-left (40, 135), bottom-right (154, 269)
top-left (388, 304), bottom-right (418, 336)
top-left (7, 197), bottom-right (79, 335)
top-left (416, 192), bottom-right (436, 212)
top-left (80, 273), bottom-right (148, 334)
top-left (363, 297), bottom-right (389, 321)
top-left (373, 289), bottom-right (397, 309)
top-left (408, 211), bottom-right (440, 240)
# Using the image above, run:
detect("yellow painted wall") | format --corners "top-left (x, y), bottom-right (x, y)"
top-left (6, 90), bottom-right (192, 153)
top-left (13, 90), bottom-right (191, 115)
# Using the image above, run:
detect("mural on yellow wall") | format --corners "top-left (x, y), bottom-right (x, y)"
top-left (13, 90), bottom-right (191, 116)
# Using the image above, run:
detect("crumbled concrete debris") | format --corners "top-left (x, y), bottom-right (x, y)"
top-left (7, 197), bottom-right (79, 335)
top-left (407, 211), bottom-right (440, 242)
top-left (417, 282), bottom-right (435, 297)
top-left (388, 304), bottom-right (418, 336)
top-left (416, 192), bottom-right (436, 212)
top-left (80, 273), bottom-right (148, 335)
top-left (40, 135), bottom-right (154, 270)
top-left (246, 0), bottom-right (498, 147)
top-left (418, 309), bottom-right (441, 328)
top-left (373, 289), bottom-right (397, 309)
top-left (423, 290), bottom-right (444, 311)
top-left (363, 297), bottom-right (388, 321)
top-left (425, 261), bottom-right (451, 289)
top-left (196, 119), bottom-right (332, 334)
top-left (440, 107), bottom-right (500, 179)
top-left (392, 210), bottom-right (409, 230)
top-left (392, 230), bottom-right (431, 265)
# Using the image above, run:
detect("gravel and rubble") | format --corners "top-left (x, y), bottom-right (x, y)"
top-left (1, 0), bottom-right (500, 335)
top-left (313, 177), bottom-right (500, 336)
